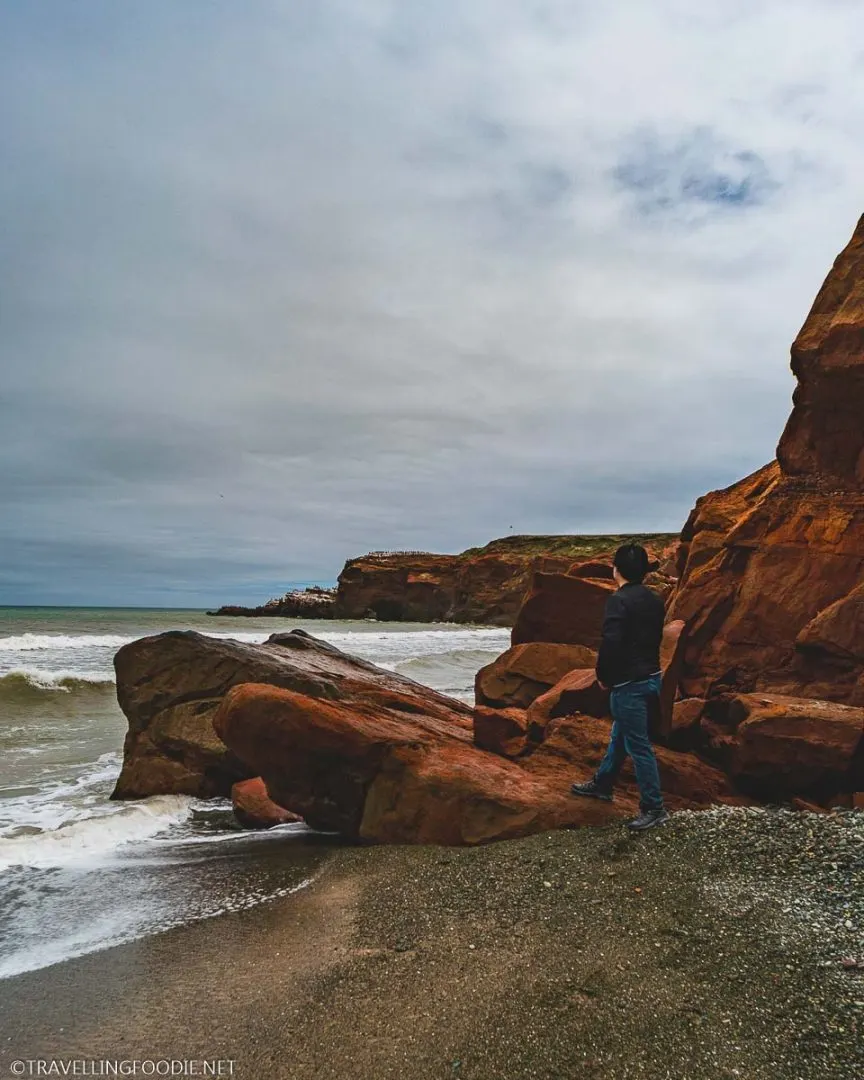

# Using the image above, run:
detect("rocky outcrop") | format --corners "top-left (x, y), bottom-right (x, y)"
top-left (333, 553), bottom-right (463, 621)
top-left (216, 535), bottom-right (678, 627)
top-left (701, 693), bottom-right (864, 799)
top-left (214, 674), bottom-right (741, 845)
top-left (776, 217), bottom-right (864, 486)
top-left (209, 587), bottom-right (336, 619)
top-left (111, 628), bottom-right (471, 800)
top-left (111, 624), bottom-right (743, 843)
top-left (668, 217), bottom-right (864, 710)
top-left (231, 777), bottom-right (304, 829)
top-left (475, 642), bottom-right (598, 710)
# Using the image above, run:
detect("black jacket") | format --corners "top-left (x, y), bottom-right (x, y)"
top-left (595, 582), bottom-right (665, 688)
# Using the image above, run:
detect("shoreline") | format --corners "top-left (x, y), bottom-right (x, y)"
top-left (2, 808), bottom-right (861, 1080)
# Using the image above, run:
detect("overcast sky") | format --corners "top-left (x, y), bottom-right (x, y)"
top-left (2, 1), bottom-right (863, 606)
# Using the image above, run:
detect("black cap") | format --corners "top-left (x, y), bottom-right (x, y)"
top-left (613, 542), bottom-right (652, 583)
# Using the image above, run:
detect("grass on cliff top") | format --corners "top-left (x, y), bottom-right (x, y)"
top-left (459, 533), bottom-right (678, 560)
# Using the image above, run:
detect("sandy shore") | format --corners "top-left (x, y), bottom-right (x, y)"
top-left (2, 808), bottom-right (861, 1080)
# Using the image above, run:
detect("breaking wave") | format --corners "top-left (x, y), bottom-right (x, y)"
top-left (0, 669), bottom-right (115, 702)
top-left (0, 794), bottom-right (194, 871)
top-left (0, 633), bottom-right (132, 652)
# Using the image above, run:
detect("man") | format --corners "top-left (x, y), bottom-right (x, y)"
top-left (570, 542), bottom-right (670, 831)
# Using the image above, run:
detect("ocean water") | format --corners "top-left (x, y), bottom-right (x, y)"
top-left (0, 607), bottom-right (509, 979)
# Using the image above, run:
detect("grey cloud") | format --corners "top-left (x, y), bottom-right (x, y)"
top-left (1, 1), bottom-right (863, 605)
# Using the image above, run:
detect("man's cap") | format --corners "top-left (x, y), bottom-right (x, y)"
top-left (613, 542), bottom-right (657, 582)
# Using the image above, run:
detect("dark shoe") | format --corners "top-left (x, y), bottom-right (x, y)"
top-left (570, 778), bottom-right (613, 802)
top-left (627, 808), bottom-right (670, 831)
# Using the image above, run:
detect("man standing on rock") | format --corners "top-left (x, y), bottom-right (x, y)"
top-left (570, 542), bottom-right (670, 831)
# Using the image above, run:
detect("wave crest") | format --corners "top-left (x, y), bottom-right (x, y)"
top-left (0, 633), bottom-right (132, 652)
top-left (0, 795), bottom-right (193, 871)
top-left (0, 669), bottom-right (115, 702)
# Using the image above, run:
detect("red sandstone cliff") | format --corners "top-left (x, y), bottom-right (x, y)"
top-left (333, 534), bottom-right (677, 625)
top-left (668, 216), bottom-right (864, 707)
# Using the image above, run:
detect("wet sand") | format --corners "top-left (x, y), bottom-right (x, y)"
top-left (2, 810), bottom-right (861, 1080)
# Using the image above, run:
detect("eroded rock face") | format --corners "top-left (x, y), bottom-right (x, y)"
top-left (776, 216), bottom-right (864, 486)
top-left (334, 554), bottom-right (462, 621)
top-left (111, 629), bottom-right (470, 799)
top-left (668, 217), bottom-right (864, 707)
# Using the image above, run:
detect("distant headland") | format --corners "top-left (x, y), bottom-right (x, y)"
top-left (208, 533), bottom-right (679, 625)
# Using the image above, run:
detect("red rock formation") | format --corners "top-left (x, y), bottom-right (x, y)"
top-left (472, 705), bottom-right (530, 758)
top-left (449, 551), bottom-right (572, 625)
top-left (331, 535), bottom-right (677, 626)
top-left (474, 642), bottom-right (598, 710)
top-left (668, 217), bottom-right (864, 708)
top-left (701, 693), bottom-right (864, 798)
top-left (334, 553), bottom-right (462, 621)
top-left (231, 777), bottom-right (304, 829)
top-left (776, 217), bottom-right (864, 486)
top-left (111, 628), bottom-right (471, 799)
top-left (214, 679), bottom-right (741, 845)
top-left (511, 574), bottom-right (616, 648)
top-left (111, 627), bottom-right (743, 845)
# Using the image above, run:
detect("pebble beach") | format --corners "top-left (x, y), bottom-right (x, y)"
top-left (2, 805), bottom-right (861, 1080)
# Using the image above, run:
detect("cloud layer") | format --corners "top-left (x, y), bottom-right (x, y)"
top-left (2, 1), bottom-right (863, 605)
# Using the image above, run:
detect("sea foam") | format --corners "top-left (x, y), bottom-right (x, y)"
top-left (0, 794), bottom-right (194, 871)
top-left (0, 632), bottom-right (133, 652)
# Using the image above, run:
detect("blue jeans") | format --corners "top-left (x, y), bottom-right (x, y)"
top-left (594, 674), bottom-right (664, 812)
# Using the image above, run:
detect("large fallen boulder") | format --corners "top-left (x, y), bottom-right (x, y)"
top-left (474, 642), bottom-right (598, 710)
top-left (214, 682), bottom-right (624, 843)
top-left (111, 628), bottom-right (471, 799)
top-left (214, 678), bottom-right (742, 845)
top-left (702, 693), bottom-right (864, 798)
top-left (511, 574), bottom-right (616, 648)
